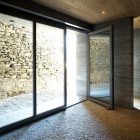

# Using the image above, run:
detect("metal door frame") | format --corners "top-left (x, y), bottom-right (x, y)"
top-left (87, 27), bottom-right (114, 109)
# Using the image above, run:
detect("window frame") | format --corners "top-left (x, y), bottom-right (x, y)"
top-left (0, 3), bottom-right (89, 134)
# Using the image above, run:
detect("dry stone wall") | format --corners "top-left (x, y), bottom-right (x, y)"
top-left (89, 36), bottom-right (110, 84)
top-left (0, 21), bottom-right (63, 100)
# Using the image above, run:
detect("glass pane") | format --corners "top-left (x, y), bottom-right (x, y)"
top-left (67, 29), bottom-right (87, 106)
top-left (0, 13), bottom-right (33, 127)
top-left (89, 30), bottom-right (111, 106)
top-left (36, 23), bottom-right (64, 114)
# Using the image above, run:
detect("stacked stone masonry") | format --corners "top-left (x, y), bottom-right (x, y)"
top-left (0, 21), bottom-right (62, 99)
top-left (89, 36), bottom-right (110, 84)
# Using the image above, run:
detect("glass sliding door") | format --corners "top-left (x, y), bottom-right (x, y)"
top-left (66, 29), bottom-right (87, 106)
top-left (0, 13), bottom-right (33, 127)
top-left (88, 27), bottom-right (113, 108)
top-left (36, 23), bottom-right (65, 114)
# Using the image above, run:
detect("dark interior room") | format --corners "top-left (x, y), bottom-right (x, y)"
top-left (0, 0), bottom-right (140, 139)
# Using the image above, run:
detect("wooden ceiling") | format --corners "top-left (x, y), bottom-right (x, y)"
top-left (33, 0), bottom-right (140, 24)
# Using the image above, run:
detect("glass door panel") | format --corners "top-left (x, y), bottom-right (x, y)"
top-left (0, 13), bottom-right (33, 128)
top-left (66, 29), bottom-right (87, 106)
top-left (36, 23), bottom-right (65, 114)
top-left (88, 28), bottom-right (113, 108)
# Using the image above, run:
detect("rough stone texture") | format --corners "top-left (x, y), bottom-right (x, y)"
top-left (0, 21), bottom-right (33, 99)
top-left (89, 35), bottom-right (110, 84)
top-left (0, 101), bottom-right (140, 140)
top-left (0, 19), bottom-right (63, 99)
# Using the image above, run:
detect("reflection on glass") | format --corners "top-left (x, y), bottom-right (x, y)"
top-left (0, 13), bottom-right (33, 127)
top-left (89, 30), bottom-right (111, 105)
top-left (134, 28), bottom-right (140, 110)
top-left (67, 29), bottom-right (87, 106)
top-left (36, 23), bottom-right (64, 114)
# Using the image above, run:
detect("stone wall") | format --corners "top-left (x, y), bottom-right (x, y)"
top-left (0, 21), bottom-right (63, 100)
top-left (89, 35), bottom-right (110, 84)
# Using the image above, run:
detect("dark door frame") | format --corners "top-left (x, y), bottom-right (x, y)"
top-left (87, 27), bottom-right (114, 109)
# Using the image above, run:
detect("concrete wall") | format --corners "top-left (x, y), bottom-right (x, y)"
top-left (93, 17), bottom-right (133, 107)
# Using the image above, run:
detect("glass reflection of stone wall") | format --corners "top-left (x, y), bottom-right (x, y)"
top-left (36, 23), bottom-right (64, 98)
top-left (89, 35), bottom-right (110, 84)
top-left (0, 13), bottom-right (33, 100)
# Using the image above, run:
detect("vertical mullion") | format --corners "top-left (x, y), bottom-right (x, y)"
top-left (33, 21), bottom-right (37, 116)
top-left (87, 33), bottom-right (90, 98)
top-left (110, 26), bottom-right (114, 109)
top-left (64, 27), bottom-right (67, 107)
top-left (109, 27), bottom-right (113, 109)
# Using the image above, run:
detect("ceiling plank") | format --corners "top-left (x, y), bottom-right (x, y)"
top-left (0, 0), bottom-right (92, 30)
top-left (33, 0), bottom-right (140, 24)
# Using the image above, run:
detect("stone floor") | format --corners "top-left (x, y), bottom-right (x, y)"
top-left (0, 92), bottom-right (86, 128)
top-left (0, 100), bottom-right (140, 140)
top-left (0, 83), bottom-right (112, 128)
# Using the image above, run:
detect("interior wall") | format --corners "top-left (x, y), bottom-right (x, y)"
top-left (93, 17), bottom-right (133, 108)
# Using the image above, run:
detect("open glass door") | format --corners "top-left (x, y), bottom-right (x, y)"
top-left (88, 27), bottom-right (113, 109)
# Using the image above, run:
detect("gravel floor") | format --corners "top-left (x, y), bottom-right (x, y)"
top-left (0, 100), bottom-right (140, 140)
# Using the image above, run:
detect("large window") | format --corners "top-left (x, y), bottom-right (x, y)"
top-left (0, 13), bottom-right (66, 128)
top-left (36, 23), bottom-right (65, 114)
top-left (0, 11), bottom-right (88, 130)
top-left (0, 13), bottom-right (33, 127)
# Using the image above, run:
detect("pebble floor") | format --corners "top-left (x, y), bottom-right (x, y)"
top-left (0, 100), bottom-right (140, 140)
